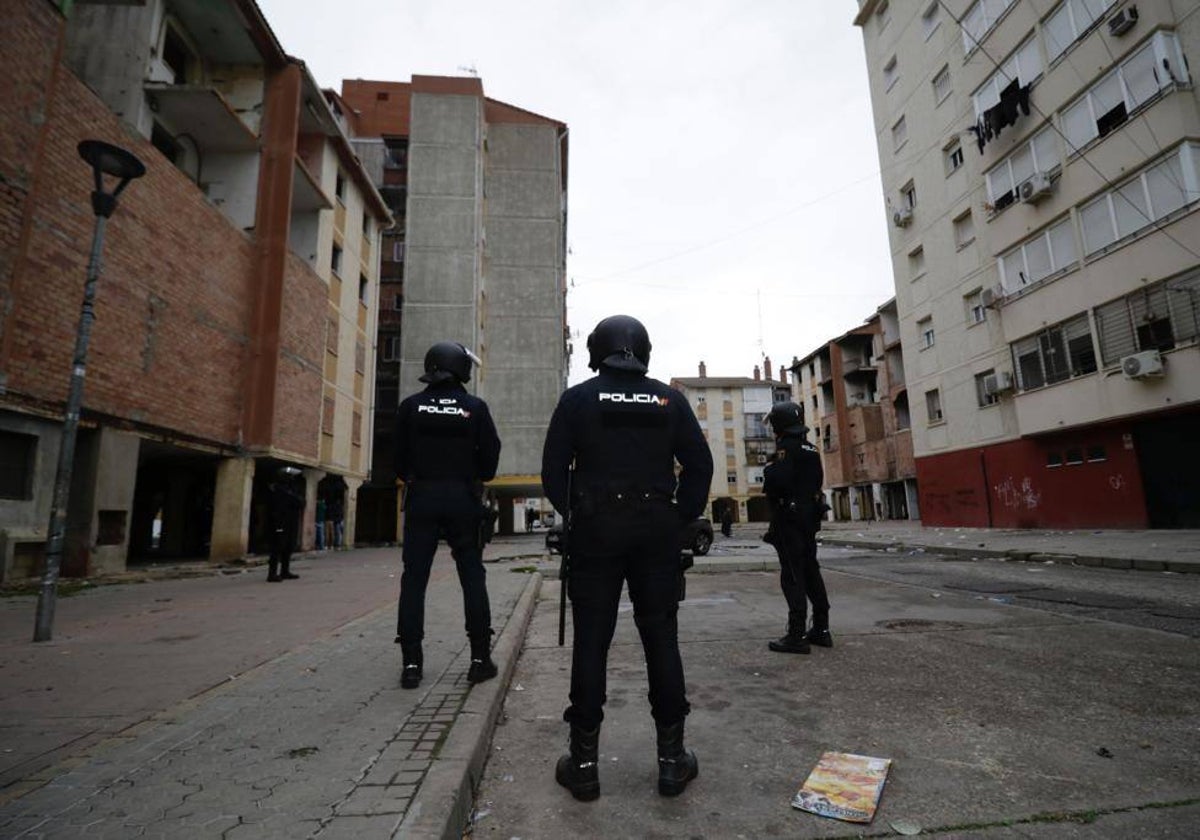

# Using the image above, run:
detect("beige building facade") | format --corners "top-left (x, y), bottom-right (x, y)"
top-left (855, 0), bottom-right (1200, 528)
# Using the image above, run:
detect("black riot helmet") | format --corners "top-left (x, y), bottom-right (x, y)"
top-left (586, 315), bottom-right (651, 373)
top-left (767, 401), bottom-right (808, 438)
top-left (419, 341), bottom-right (480, 384)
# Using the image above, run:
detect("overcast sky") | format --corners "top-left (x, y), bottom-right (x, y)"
top-left (256, 0), bottom-right (895, 386)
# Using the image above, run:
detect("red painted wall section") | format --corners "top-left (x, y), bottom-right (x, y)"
top-left (273, 251), bottom-right (324, 459)
top-left (917, 427), bottom-right (1148, 529)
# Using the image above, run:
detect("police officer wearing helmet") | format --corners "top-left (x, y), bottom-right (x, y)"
top-left (395, 341), bottom-right (502, 689)
top-left (266, 466), bottom-right (305, 582)
top-left (542, 315), bottom-right (713, 801)
top-left (762, 401), bottom-right (831, 654)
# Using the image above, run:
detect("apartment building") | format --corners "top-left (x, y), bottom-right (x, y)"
top-left (788, 299), bottom-right (919, 522)
top-left (0, 0), bottom-right (390, 581)
top-left (671, 360), bottom-right (791, 523)
top-left (339, 76), bottom-right (569, 539)
top-left (855, 0), bottom-right (1200, 529)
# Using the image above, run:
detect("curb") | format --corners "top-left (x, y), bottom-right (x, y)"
top-left (818, 537), bottom-right (1199, 574)
top-left (395, 571), bottom-right (542, 840)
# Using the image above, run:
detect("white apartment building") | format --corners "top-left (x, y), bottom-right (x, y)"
top-left (672, 361), bottom-right (790, 523)
top-left (855, 0), bottom-right (1200, 529)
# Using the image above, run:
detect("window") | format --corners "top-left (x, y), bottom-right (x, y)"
top-left (352, 410), bottom-right (362, 446)
top-left (901, 180), bottom-right (916, 209)
top-left (362, 214), bottom-right (371, 236)
top-left (875, 0), bottom-right (890, 32)
top-left (1045, 0), bottom-right (1119, 64)
top-left (1047, 451), bottom-right (1063, 467)
top-left (727, 473), bottom-right (737, 485)
top-left (1064, 448), bottom-right (1084, 465)
top-left (932, 65), bottom-right (951, 104)
top-left (161, 22), bottom-right (198, 85)
top-left (972, 36), bottom-right (1042, 117)
top-left (332, 244), bottom-right (343, 276)
top-left (925, 389), bottom-right (943, 424)
top-left (355, 340), bottom-right (366, 374)
top-left (322, 395), bottom-right (335, 435)
top-left (945, 140), bottom-right (964, 175)
top-left (892, 115), bottom-right (907, 152)
top-left (986, 126), bottom-right (1058, 208)
top-left (953, 211), bottom-right (975, 249)
top-left (0, 431), bottom-right (36, 500)
top-left (975, 370), bottom-right (999, 407)
top-left (917, 316), bottom-right (935, 349)
top-left (1093, 271), bottom-right (1200, 366)
top-left (393, 292), bottom-right (403, 311)
top-left (150, 123), bottom-right (181, 164)
top-left (1087, 445), bottom-right (1107, 462)
top-left (894, 392), bottom-right (911, 429)
top-left (381, 335), bottom-right (401, 361)
top-left (965, 289), bottom-right (987, 325)
top-left (962, 0), bottom-right (1016, 54)
top-left (908, 246), bottom-right (926, 278)
top-left (998, 217), bottom-right (1077, 290)
top-left (391, 241), bottom-right (406, 262)
top-left (326, 315), bottom-right (338, 354)
top-left (883, 56), bottom-right (899, 91)
top-left (922, 2), bottom-right (941, 39)
top-left (1079, 144), bottom-right (1200, 257)
top-left (335, 172), bottom-right (346, 202)
top-left (1011, 314), bottom-right (1097, 391)
top-left (359, 273), bottom-right (369, 304)
top-left (1062, 33), bottom-right (1190, 155)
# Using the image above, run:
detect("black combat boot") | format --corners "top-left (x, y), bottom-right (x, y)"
top-left (555, 724), bottom-right (600, 801)
top-left (656, 720), bottom-right (699, 797)
top-left (466, 635), bottom-right (498, 684)
top-left (806, 617), bottom-right (833, 648)
top-left (400, 644), bottom-right (423, 689)
top-left (768, 622), bottom-right (811, 654)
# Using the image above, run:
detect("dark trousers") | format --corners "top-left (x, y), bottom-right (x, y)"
top-left (397, 481), bottom-right (491, 645)
top-left (268, 527), bottom-right (295, 577)
top-left (565, 502), bottom-right (689, 730)
top-left (772, 517), bottom-right (829, 630)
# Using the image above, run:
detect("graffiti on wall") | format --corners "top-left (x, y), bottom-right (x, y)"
top-left (994, 475), bottom-right (1041, 510)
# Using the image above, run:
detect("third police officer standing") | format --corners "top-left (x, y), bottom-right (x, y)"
top-left (762, 401), bottom-right (832, 654)
top-left (395, 341), bottom-right (502, 690)
top-left (542, 315), bottom-right (713, 801)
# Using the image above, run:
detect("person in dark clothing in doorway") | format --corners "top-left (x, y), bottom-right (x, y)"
top-left (720, 505), bottom-right (733, 538)
top-left (267, 466), bottom-right (305, 582)
top-left (543, 314), bottom-right (713, 801)
top-left (762, 402), bottom-right (831, 653)
top-left (395, 341), bottom-right (502, 690)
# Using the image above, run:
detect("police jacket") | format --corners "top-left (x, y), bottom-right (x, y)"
top-left (762, 434), bottom-right (823, 513)
top-left (395, 382), bottom-right (501, 483)
top-left (541, 368), bottom-right (713, 521)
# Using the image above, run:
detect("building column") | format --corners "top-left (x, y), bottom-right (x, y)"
top-left (344, 476), bottom-right (363, 548)
top-left (497, 495), bottom-right (515, 536)
top-left (302, 468), bottom-right (325, 551)
top-left (211, 457), bottom-right (255, 561)
top-left (905, 479), bottom-right (921, 522)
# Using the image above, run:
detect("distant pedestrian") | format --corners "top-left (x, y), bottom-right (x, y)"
top-left (267, 466), bottom-right (304, 582)
top-left (720, 506), bottom-right (733, 538)
top-left (542, 314), bottom-right (713, 801)
top-left (526, 507), bottom-right (536, 533)
top-left (315, 497), bottom-right (326, 550)
top-left (395, 341), bottom-right (502, 690)
top-left (762, 402), bottom-right (831, 653)
top-left (329, 494), bottom-right (344, 549)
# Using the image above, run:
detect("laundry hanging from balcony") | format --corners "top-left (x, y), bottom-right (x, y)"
top-left (967, 78), bottom-right (1032, 153)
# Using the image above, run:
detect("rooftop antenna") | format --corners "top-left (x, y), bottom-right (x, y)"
top-left (457, 63), bottom-right (479, 77)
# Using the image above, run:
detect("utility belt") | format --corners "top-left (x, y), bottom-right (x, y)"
top-left (570, 484), bottom-right (673, 517)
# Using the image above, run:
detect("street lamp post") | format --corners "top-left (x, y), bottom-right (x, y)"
top-left (33, 140), bottom-right (145, 642)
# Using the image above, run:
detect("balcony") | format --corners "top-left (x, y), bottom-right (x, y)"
top-left (143, 84), bottom-right (258, 152)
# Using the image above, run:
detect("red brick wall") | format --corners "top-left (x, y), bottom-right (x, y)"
top-left (1, 0), bottom-right (322, 457)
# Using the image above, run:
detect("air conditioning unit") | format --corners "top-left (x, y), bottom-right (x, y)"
top-left (1019, 172), bottom-right (1053, 204)
top-left (1108, 6), bottom-right (1138, 36)
top-left (893, 208), bottom-right (913, 228)
top-left (981, 284), bottom-right (1005, 308)
top-left (983, 370), bottom-right (1015, 396)
top-left (1121, 349), bottom-right (1163, 379)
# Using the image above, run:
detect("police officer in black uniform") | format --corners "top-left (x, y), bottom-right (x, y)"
top-left (762, 401), bottom-right (831, 653)
top-left (266, 466), bottom-right (304, 582)
top-left (395, 341), bottom-right (502, 689)
top-left (542, 315), bottom-right (713, 801)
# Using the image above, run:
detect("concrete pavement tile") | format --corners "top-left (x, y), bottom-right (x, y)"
top-left (312, 813), bottom-right (403, 839)
top-left (223, 815), bottom-right (323, 839)
top-left (334, 785), bottom-right (414, 816)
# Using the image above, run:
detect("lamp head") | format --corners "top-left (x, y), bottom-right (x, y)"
top-left (78, 140), bottom-right (146, 217)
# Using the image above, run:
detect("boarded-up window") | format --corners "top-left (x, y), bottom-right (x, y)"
top-left (355, 341), bottom-right (366, 373)
top-left (322, 396), bottom-right (335, 434)
top-left (326, 316), bottom-right (339, 354)
top-left (352, 411), bottom-right (362, 446)
top-left (0, 431), bottom-right (36, 500)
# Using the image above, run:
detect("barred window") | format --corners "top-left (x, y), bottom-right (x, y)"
top-left (1093, 271), bottom-right (1200, 366)
top-left (1011, 314), bottom-right (1097, 391)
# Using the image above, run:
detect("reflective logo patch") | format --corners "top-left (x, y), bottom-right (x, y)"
top-left (598, 392), bottom-right (668, 407)
top-left (417, 402), bottom-right (470, 418)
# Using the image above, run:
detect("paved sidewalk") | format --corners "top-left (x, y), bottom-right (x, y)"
top-left (0, 545), bottom-right (541, 839)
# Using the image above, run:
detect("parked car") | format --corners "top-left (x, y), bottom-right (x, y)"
top-left (545, 517), bottom-right (714, 556)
